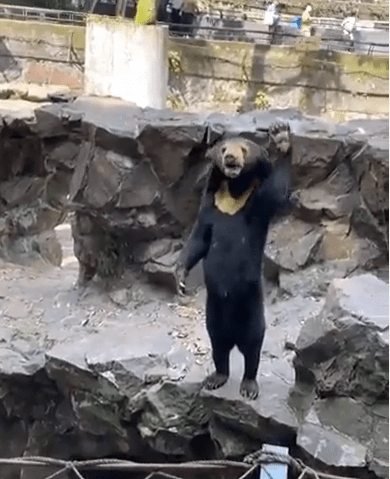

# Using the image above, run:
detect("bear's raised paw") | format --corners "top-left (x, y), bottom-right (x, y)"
top-left (268, 121), bottom-right (291, 155)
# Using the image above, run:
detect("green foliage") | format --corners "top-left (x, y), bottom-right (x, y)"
top-left (253, 90), bottom-right (271, 110)
top-left (167, 92), bottom-right (185, 111)
top-left (168, 51), bottom-right (183, 75)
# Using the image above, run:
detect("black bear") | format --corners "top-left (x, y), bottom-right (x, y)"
top-left (176, 122), bottom-right (293, 400)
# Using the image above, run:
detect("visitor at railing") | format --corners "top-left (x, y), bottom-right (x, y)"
top-left (263, 1), bottom-right (280, 44)
top-left (301, 4), bottom-right (312, 37)
top-left (341, 11), bottom-right (357, 52)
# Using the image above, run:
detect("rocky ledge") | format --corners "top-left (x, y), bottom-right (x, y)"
top-left (0, 96), bottom-right (387, 286)
top-left (0, 97), bottom-right (388, 478)
top-left (0, 268), bottom-right (388, 479)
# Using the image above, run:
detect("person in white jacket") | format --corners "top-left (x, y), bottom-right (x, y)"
top-left (341, 13), bottom-right (357, 51)
top-left (264, 2), bottom-right (280, 43)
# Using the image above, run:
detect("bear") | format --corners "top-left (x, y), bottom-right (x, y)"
top-left (175, 122), bottom-right (293, 400)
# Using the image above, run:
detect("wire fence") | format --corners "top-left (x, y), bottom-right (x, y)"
top-left (0, 452), bottom-right (366, 479)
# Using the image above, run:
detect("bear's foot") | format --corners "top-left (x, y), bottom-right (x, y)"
top-left (77, 262), bottom-right (97, 287)
top-left (203, 372), bottom-right (229, 390)
top-left (240, 378), bottom-right (259, 400)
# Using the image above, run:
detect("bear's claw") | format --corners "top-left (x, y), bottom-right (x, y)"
top-left (268, 121), bottom-right (291, 155)
top-left (240, 378), bottom-right (259, 400)
top-left (203, 372), bottom-right (229, 390)
top-left (174, 264), bottom-right (188, 296)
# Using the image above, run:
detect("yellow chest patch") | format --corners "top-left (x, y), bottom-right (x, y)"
top-left (214, 181), bottom-right (255, 215)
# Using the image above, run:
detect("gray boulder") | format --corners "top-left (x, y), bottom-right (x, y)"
top-left (297, 397), bottom-right (388, 475)
top-left (294, 274), bottom-right (389, 403)
top-left (264, 219), bottom-right (323, 278)
top-left (297, 422), bottom-right (367, 468)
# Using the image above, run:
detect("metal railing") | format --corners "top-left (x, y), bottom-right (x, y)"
top-left (0, 3), bottom-right (388, 54)
top-left (0, 3), bottom-right (85, 25)
top-left (204, 6), bottom-right (389, 30)
top-left (163, 21), bottom-right (389, 55)
top-left (0, 2), bottom-right (388, 31)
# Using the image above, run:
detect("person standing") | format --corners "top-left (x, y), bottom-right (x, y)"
top-left (341, 12), bottom-right (357, 51)
top-left (264, 1), bottom-right (280, 44)
top-left (301, 4), bottom-right (312, 37)
top-left (180, 0), bottom-right (198, 38)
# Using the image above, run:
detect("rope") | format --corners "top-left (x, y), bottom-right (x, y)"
top-left (145, 472), bottom-right (182, 479)
top-left (244, 450), bottom-right (292, 465)
top-left (42, 467), bottom-right (69, 479)
top-left (0, 454), bottom-right (365, 479)
top-left (239, 464), bottom-right (259, 479)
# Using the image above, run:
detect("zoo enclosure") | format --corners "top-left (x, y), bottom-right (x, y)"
top-left (0, 14), bottom-right (388, 119)
top-left (0, 2), bottom-right (388, 54)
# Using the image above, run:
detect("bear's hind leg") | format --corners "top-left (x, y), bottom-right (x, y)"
top-left (204, 339), bottom-right (232, 390)
top-left (239, 342), bottom-right (262, 400)
top-left (238, 311), bottom-right (265, 400)
top-left (203, 294), bottom-right (232, 391)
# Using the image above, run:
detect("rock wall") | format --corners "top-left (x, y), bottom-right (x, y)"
top-left (0, 96), bottom-right (388, 281)
top-left (0, 100), bottom-right (76, 265)
top-left (67, 97), bottom-right (389, 286)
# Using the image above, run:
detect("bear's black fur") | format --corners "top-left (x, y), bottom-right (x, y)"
top-left (177, 122), bottom-right (293, 399)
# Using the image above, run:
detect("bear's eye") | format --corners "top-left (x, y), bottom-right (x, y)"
top-left (221, 147), bottom-right (227, 155)
top-left (241, 147), bottom-right (248, 158)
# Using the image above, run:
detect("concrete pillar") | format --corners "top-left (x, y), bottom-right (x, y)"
top-left (84, 15), bottom-right (168, 109)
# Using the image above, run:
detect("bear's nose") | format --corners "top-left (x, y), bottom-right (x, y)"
top-left (224, 155), bottom-right (238, 166)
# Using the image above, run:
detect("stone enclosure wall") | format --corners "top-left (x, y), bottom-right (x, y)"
top-left (0, 97), bottom-right (388, 285)
top-left (168, 38), bottom-right (389, 120)
top-left (0, 18), bottom-right (388, 120)
top-left (0, 18), bottom-right (85, 89)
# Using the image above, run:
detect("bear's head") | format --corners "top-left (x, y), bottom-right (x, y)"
top-left (206, 137), bottom-right (267, 179)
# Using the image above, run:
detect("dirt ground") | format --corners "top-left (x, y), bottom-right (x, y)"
top-left (0, 223), bottom-right (215, 369)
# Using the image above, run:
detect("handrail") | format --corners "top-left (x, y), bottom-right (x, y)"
top-left (198, 13), bottom-right (389, 32)
top-left (0, 3), bottom-right (83, 16)
top-left (0, 2), bottom-right (387, 30)
top-left (0, 3), bottom-right (387, 53)
top-left (0, 3), bottom-right (85, 24)
top-left (163, 22), bottom-right (390, 51)
top-left (204, 3), bottom-right (389, 24)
